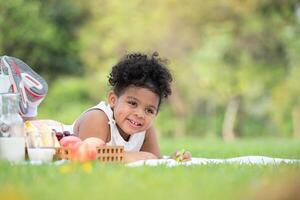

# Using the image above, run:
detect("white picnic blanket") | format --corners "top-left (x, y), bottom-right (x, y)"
top-left (17, 156), bottom-right (300, 166)
top-left (126, 156), bottom-right (300, 167)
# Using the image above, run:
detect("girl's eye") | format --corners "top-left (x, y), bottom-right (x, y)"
top-left (145, 108), bottom-right (155, 115)
top-left (127, 101), bottom-right (137, 106)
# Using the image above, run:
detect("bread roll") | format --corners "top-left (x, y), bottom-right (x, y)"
top-left (25, 121), bottom-right (60, 148)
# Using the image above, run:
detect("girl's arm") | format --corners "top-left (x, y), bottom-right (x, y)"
top-left (140, 126), bottom-right (161, 158)
top-left (76, 110), bottom-right (109, 142)
top-left (76, 114), bottom-right (165, 163)
top-left (123, 126), bottom-right (161, 163)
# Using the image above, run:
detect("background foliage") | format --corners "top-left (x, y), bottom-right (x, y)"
top-left (1, 0), bottom-right (299, 139)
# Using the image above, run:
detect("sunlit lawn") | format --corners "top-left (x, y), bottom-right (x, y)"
top-left (1, 138), bottom-right (300, 200)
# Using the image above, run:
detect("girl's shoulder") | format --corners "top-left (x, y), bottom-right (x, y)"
top-left (81, 109), bottom-right (109, 123)
top-left (74, 109), bottom-right (110, 140)
top-left (73, 101), bottom-right (111, 131)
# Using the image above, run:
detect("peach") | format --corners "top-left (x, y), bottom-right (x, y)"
top-left (59, 136), bottom-right (81, 148)
top-left (61, 137), bottom-right (106, 162)
top-left (84, 138), bottom-right (106, 161)
top-left (84, 137), bottom-right (106, 149)
top-left (73, 142), bottom-right (89, 162)
top-left (72, 142), bottom-right (97, 162)
top-left (86, 144), bottom-right (98, 161)
top-left (71, 141), bottom-right (97, 162)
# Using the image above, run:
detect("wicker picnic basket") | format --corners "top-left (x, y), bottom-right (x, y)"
top-left (55, 146), bottom-right (124, 163)
top-left (25, 120), bottom-right (125, 163)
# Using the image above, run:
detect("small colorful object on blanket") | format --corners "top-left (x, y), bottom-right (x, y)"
top-left (175, 149), bottom-right (186, 162)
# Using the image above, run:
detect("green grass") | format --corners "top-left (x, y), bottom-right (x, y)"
top-left (159, 137), bottom-right (300, 159)
top-left (1, 138), bottom-right (300, 200)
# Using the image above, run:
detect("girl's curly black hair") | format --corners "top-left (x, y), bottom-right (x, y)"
top-left (108, 52), bottom-right (172, 108)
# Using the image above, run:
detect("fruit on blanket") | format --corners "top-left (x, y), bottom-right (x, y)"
top-left (71, 140), bottom-right (83, 150)
top-left (55, 132), bottom-right (64, 141)
top-left (74, 142), bottom-right (89, 162)
top-left (59, 136), bottom-right (106, 162)
top-left (84, 137), bottom-right (106, 148)
top-left (53, 129), bottom-right (75, 141)
top-left (71, 141), bottom-right (98, 162)
top-left (79, 137), bottom-right (105, 161)
top-left (59, 136), bottom-right (81, 148)
top-left (63, 131), bottom-right (71, 137)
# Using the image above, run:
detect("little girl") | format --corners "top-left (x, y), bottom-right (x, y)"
top-left (72, 52), bottom-right (193, 162)
top-left (1, 53), bottom-right (191, 163)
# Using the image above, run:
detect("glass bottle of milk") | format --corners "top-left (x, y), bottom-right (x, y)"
top-left (0, 93), bottom-right (25, 137)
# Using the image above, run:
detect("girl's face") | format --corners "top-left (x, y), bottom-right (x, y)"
top-left (108, 86), bottom-right (159, 137)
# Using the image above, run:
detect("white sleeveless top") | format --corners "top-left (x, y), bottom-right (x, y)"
top-left (71, 101), bottom-right (146, 152)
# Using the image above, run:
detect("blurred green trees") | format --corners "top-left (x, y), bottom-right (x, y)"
top-left (0, 0), bottom-right (299, 139)
top-left (0, 0), bottom-right (86, 79)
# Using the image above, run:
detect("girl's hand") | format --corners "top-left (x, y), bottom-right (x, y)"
top-left (171, 149), bottom-right (192, 162)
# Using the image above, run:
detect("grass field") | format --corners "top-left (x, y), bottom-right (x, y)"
top-left (1, 138), bottom-right (300, 200)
